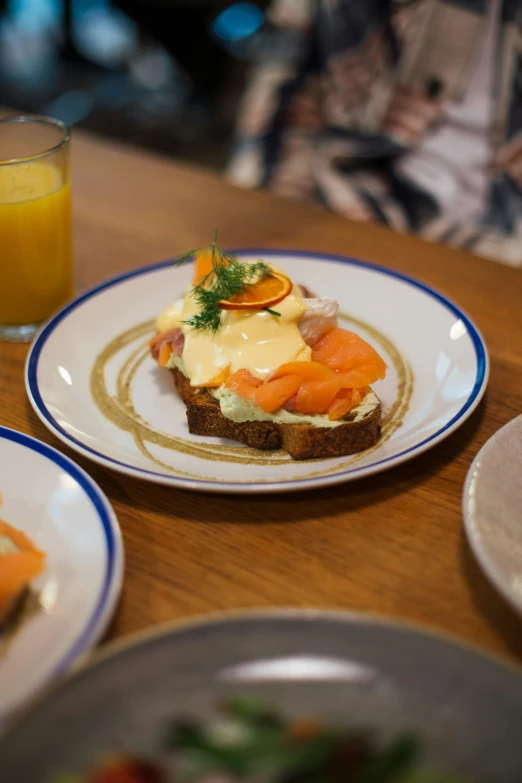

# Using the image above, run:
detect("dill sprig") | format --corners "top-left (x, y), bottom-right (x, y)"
top-left (173, 230), bottom-right (277, 332)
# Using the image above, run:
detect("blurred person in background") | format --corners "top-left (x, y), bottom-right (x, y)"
top-left (228, 0), bottom-right (522, 267)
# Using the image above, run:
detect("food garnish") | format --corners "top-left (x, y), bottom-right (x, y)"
top-left (49, 697), bottom-right (475, 783)
top-left (173, 229), bottom-right (284, 331)
top-left (218, 269), bottom-right (292, 311)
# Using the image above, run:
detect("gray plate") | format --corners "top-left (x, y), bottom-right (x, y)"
top-left (464, 414), bottom-right (522, 615)
top-left (2, 611), bottom-right (522, 781)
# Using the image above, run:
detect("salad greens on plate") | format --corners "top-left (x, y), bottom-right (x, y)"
top-left (49, 697), bottom-right (474, 783)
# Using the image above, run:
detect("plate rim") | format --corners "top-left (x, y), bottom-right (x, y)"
top-left (0, 425), bottom-right (124, 719)
top-left (25, 250), bottom-right (489, 494)
top-left (5, 606), bottom-right (522, 738)
top-left (462, 414), bottom-right (522, 616)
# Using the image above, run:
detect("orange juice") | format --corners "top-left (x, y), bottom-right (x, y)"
top-left (0, 161), bottom-right (73, 325)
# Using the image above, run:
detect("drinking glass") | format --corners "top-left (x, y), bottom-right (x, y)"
top-left (0, 116), bottom-right (73, 342)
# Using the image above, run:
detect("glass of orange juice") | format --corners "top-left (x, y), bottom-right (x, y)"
top-left (0, 115), bottom-right (73, 342)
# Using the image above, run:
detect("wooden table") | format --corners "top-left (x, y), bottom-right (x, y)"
top-left (1, 130), bottom-right (522, 665)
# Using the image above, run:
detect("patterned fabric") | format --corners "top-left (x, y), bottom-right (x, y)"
top-left (228, 0), bottom-right (522, 267)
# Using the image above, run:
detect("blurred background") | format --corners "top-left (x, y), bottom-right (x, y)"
top-left (0, 0), bottom-right (270, 168)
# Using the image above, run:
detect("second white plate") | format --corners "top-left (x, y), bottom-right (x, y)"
top-left (26, 251), bottom-right (488, 493)
top-left (464, 414), bottom-right (522, 615)
top-left (0, 426), bottom-right (123, 724)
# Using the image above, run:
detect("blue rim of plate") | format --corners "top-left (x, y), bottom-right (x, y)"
top-left (0, 425), bottom-right (122, 696)
top-left (26, 250), bottom-right (489, 492)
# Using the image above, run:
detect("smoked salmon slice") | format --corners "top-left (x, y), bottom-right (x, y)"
top-left (158, 342), bottom-right (172, 368)
top-left (292, 379), bottom-right (341, 415)
top-left (312, 328), bottom-right (386, 386)
top-left (193, 248), bottom-right (215, 285)
top-left (226, 369), bottom-right (262, 400)
top-left (223, 327), bottom-right (386, 418)
top-left (253, 376), bottom-right (301, 413)
top-left (269, 361), bottom-right (335, 383)
top-left (328, 387), bottom-right (367, 421)
top-left (0, 521), bottom-right (46, 625)
top-left (150, 328), bottom-right (184, 362)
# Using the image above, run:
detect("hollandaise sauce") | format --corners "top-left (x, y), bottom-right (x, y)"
top-left (156, 280), bottom-right (312, 387)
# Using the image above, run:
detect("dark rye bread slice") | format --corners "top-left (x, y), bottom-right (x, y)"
top-left (173, 368), bottom-right (381, 460)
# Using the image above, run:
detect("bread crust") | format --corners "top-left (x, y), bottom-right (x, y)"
top-left (173, 368), bottom-right (381, 460)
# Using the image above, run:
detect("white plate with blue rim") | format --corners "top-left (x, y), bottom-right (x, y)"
top-left (0, 426), bottom-right (123, 724)
top-left (25, 250), bottom-right (489, 494)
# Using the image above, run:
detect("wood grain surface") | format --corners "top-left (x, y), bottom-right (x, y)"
top-left (1, 130), bottom-right (522, 665)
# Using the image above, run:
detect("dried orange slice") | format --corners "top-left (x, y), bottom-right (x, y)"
top-left (218, 271), bottom-right (292, 311)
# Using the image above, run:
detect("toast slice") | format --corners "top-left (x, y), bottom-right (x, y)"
top-left (173, 368), bottom-right (381, 460)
